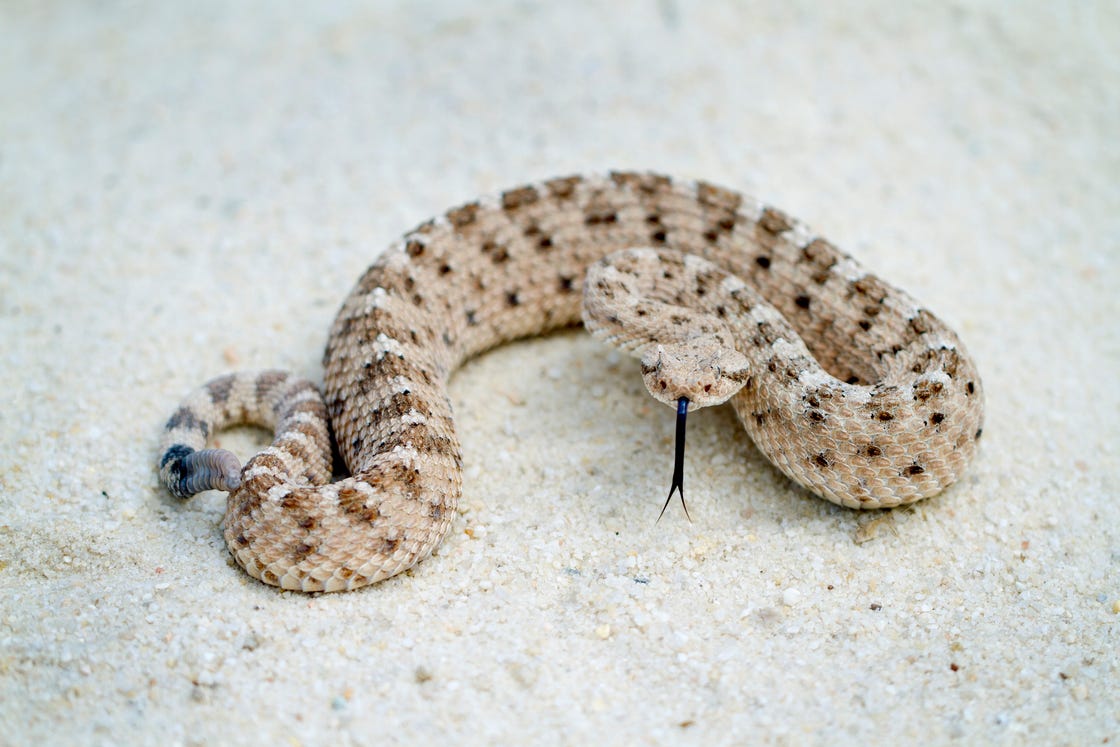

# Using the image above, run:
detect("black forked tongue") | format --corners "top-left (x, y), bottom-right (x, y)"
top-left (658, 397), bottom-right (691, 522)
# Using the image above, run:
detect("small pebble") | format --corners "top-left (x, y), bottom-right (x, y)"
top-left (782, 588), bottom-right (801, 606)
top-left (595, 624), bottom-right (611, 639)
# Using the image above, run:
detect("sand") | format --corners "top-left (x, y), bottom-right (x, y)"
top-left (1, 2), bottom-right (1117, 745)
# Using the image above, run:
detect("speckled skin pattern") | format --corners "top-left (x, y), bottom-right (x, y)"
top-left (159, 172), bottom-right (984, 592)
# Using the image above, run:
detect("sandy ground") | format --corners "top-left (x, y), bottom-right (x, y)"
top-left (1, 2), bottom-right (1117, 745)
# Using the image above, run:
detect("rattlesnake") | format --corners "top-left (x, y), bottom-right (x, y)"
top-left (158, 171), bottom-right (984, 592)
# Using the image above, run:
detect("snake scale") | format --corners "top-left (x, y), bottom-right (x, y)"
top-left (158, 172), bottom-right (984, 592)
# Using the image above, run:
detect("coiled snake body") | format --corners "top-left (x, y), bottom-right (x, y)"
top-left (159, 172), bottom-right (984, 592)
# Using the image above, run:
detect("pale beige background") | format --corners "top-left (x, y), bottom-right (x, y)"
top-left (1, 2), bottom-right (1117, 745)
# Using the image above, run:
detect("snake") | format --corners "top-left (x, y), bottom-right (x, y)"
top-left (157, 171), bottom-right (984, 592)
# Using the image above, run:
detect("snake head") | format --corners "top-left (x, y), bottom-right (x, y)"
top-left (639, 335), bottom-right (751, 410)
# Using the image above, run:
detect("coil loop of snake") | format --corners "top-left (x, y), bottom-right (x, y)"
top-left (159, 172), bottom-right (984, 592)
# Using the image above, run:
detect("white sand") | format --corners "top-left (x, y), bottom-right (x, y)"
top-left (2, 2), bottom-right (1117, 744)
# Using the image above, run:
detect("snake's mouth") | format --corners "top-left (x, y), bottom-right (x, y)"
top-left (658, 396), bottom-right (691, 523)
top-left (637, 336), bottom-right (751, 410)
